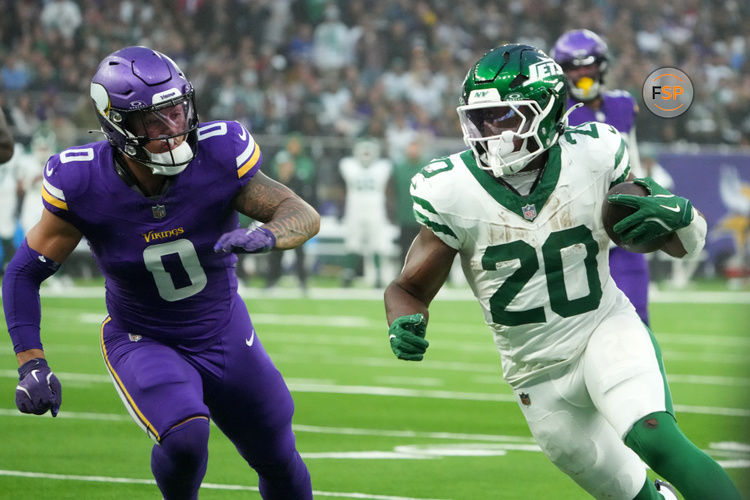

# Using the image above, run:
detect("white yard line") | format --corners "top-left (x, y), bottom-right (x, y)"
top-left (5, 286), bottom-right (748, 303)
top-left (1, 371), bottom-right (748, 416)
top-left (0, 470), bottom-right (448, 500)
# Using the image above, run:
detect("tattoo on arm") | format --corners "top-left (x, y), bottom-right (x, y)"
top-left (232, 172), bottom-right (320, 249)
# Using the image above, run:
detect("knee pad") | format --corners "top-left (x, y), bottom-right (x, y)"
top-left (624, 411), bottom-right (680, 468)
top-left (157, 417), bottom-right (210, 467)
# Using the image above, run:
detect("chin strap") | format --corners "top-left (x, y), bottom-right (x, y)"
top-left (557, 102), bottom-right (584, 133)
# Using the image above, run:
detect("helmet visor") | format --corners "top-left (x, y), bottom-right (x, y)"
top-left (123, 93), bottom-right (197, 144)
top-left (458, 102), bottom-right (537, 140)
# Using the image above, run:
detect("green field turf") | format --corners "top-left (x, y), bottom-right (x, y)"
top-left (1, 287), bottom-right (748, 499)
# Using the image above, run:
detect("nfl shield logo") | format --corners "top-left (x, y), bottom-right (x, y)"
top-left (128, 333), bottom-right (142, 342)
top-left (152, 204), bottom-right (167, 219)
top-left (519, 392), bottom-right (531, 406)
top-left (522, 204), bottom-right (537, 221)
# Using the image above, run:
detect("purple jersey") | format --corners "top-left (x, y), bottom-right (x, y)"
top-left (41, 120), bottom-right (262, 343)
top-left (567, 90), bottom-right (637, 135)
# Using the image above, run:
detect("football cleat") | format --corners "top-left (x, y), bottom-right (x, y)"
top-left (654, 479), bottom-right (679, 500)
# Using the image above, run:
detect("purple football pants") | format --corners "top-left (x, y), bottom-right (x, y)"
top-left (100, 295), bottom-right (312, 499)
top-left (609, 246), bottom-right (650, 325)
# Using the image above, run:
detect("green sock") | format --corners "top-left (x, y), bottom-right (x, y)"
top-left (633, 477), bottom-right (661, 500)
top-left (625, 411), bottom-right (742, 500)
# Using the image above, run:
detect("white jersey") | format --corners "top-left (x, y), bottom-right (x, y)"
top-left (411, 122), bottom-right (634, 387)
top-left (0, 145), bottom-right (21, 239)
top-left (340, 156), bottom-right (391, 220)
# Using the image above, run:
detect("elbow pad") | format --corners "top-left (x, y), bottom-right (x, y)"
top-left (2, 240), bottom-right (60, 353)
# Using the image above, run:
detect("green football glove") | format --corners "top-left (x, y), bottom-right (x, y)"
top-left (608, 177), bottom-right (693, 245)
top-left (388, 313), bottom-right (428, 361)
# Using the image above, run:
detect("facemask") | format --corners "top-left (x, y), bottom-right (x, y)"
top-left (144, 139), bottom-right (194, 176)
top-left (571, 76), bottom-right (600, 101)
top-left (484, 131), bottom-right (535, 176)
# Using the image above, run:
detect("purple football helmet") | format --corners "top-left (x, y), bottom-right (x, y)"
top-left (551, 29), bottom-right (609, 101)
top-left (90, 46), bottom-right (199, 175)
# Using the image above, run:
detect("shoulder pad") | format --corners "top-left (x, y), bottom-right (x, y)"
top-left (560, 121), bottom-right (629, 180)
top-left (42, 143), bottom-right (100, 212)
top-left (197, 120), bottom-right (261, 180)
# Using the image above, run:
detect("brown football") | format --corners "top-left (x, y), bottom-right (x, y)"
top-left (602, 181), bottom-right (670, 253)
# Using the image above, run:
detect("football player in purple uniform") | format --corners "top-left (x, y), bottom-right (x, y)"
top-left (3, 46), bottom-right (319, 500)
top-left (552, 29), bottom-right (652, 325)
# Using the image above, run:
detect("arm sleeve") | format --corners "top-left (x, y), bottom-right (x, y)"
top-left (2, 240), bottom-right (61, 353)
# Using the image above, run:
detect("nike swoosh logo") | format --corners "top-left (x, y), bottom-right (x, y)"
top-left (31, 369), bottom-right (40, 382)
top-left (660, 204), bottom-right (681, 212)
top-left (245, 329), bottom-right (256, 347)
top-left (45, 163), bottom-right (54, 176)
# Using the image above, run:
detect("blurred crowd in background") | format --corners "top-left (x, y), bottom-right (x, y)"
top-left (1, 0), bottom-right (749, 147)
top-left (0, 0), bottom-right (748, 286)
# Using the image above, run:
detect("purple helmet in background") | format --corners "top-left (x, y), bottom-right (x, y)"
top-left (551, 29), bottom-right (609, 101)
top-left (90, 46), bottom-right (199, 175)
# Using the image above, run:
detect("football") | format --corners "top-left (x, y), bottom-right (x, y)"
top-left (602, 181), bottom-right (670, 253)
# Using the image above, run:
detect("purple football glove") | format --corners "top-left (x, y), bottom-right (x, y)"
top-left (213, 226), bottom-right (276, 254)
top-left (16, 358), bottom-right (62, 417)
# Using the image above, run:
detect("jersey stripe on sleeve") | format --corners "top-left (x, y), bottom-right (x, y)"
top-left (236, 140), bottom-right (261, 178)
top-left (609, 136), bottom-right (631, 188)
top-left (414, 210), bottom-right (458, 240)
top-left (41, 178), bottom-right (68, 210)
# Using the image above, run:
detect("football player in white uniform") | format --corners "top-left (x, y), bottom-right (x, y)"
top-left (384, 44), bottom-right (740, 500)
top-left (340, 138), bottom-right (393, 287)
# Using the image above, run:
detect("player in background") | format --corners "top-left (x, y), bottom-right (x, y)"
top-left (0, 105), bottom-right (14, 164)
top-left (551, 29), bottom-right (652, 326)
top-left (0, 103), bottom-right (16, 269)
top-left (551, 29), bottom-right (649, 325)
top-left (384, 44), bottom-right (741, 500)
top-left (339, 138), bottom-right (393, 287)
top-left (3, 46), bottom-right (318, 500)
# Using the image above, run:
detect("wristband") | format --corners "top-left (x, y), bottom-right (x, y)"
top-left (18, 358), bottom-right (50, 379)
top-left (674, 207), bottom-right (707, 258)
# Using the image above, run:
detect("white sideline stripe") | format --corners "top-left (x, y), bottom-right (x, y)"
top-left (668, 374), bottom-right (750, 387)
top-left (0, 470), bottom-right (447, 500)
top-left (7, 286), bottom-right (749, 304)
top-left (289, 382), bottom-right (517, 402)
top-left (673, 405), bottom-right (750, 417)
